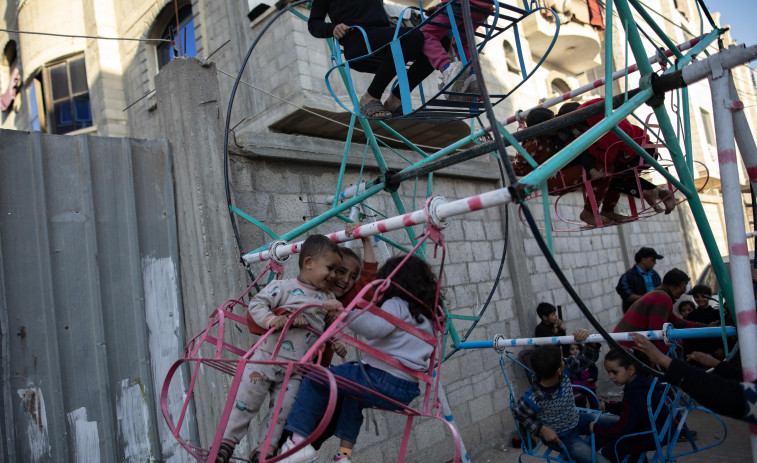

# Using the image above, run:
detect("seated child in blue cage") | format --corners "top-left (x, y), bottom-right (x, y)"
top-left (512, 330), bottom-right (613, 463)
top-left (591, 348), bottom-right (669, 463)
top-left (216, 235), bottom-right (347, 463)
top-left (279, 255), bottom-right (439, 463)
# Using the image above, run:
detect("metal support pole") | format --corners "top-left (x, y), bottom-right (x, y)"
top-left (435, 374), bottom-right (471, 463)
top-left (244, 188), bottom-right (513, 263)
top-left (709, 70), bottom-right (757, 460)
top-left (456, 326), bottom-right (737, 351)
top-left (728, 73), bottom-right (757, 193)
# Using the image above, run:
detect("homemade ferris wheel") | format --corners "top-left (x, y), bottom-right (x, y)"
top-left (161, 0), bottom-right (757, 461)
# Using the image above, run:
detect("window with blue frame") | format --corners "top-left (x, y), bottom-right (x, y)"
top-left (45, 55), bottom-right (92, 134)
top-left (157, 5), bottom-right (197, 69)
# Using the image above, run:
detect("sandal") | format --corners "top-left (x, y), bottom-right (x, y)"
top-left (359, 99), bottom-right (391, 120)
top-left (216, 442), bottom-right (235, 463)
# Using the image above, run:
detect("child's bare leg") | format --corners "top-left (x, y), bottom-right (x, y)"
top-left (658, 188), bottom-right (676, 213)
top-left (335, 439), bottom-right (354, 460)
top-left (600, 189), bottom-right (628, 222)
top-left (383, 93), bottom-right (402, 113)
top-left (580, 177), bottom-right (611, 226)
top-left (643, 188), bottom-right (663, 212)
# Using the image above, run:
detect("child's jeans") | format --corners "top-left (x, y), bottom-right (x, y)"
top-left (593, 414), bottom-right (661, 463)
top-left (421, 1), bottom-right (491, 70)
top-left (285, 362), bottom-right (419, 444)
top-left (548, 412), bottom-right (613, 463)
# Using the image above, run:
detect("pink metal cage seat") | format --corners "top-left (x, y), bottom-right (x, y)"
top-left (518, 113), bottom-right (709, 231)
top-left (161, 229), bottom-right (463, 463)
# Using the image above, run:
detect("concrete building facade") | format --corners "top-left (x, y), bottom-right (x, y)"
top-left (2, 0), bottom-right (757, 461)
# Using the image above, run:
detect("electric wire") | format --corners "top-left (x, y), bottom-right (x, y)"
top-left (222, 0), bottom-right (310, 282)
top-left (0, 27), bottom-right (170, 43)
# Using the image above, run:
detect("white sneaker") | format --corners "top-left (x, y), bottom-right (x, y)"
top-left (439, 61), bottom-right (466, 98)
top-left (278, 438), bottom-right (317, 463)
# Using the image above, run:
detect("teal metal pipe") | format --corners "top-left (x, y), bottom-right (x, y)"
top-left (609, 126), bottom-right (692, 196)
top-left (613, 0), bottom-right (655, 77)
top-left (648, 102), bottom-right (733, 312)
top-left (518, 89), bottom-right (653, 194)
top-left (247, 182), bottom-right (386, 254)
top-left (628, 0), bottom-right (685, 60)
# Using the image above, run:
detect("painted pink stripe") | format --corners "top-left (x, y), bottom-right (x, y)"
top-left (731, 242), bottom-right (749, 256)
top-left (402, 213), bottom-right (414, 227)
top-left (329, 233), bottom-right (339, 242)
top-left (736, 309), bottom-right (757, 327)
top-left (352, 227), bottom-right (362, 239)
top-left (747, 166), bottom-right (757, 182)
top-left (744, 365), bottom-right (757, 383)
top-left (377, 222), bottom-right (388, 233)
top-left (628, 64), bottom-right (638, 73)
top-left (719, 149), bottom-right (737, 164)
top-left (562, 93), bottom-right (571, 101)
top-left (593, 79), bottom-right (604, 88)
top-left (291, 244), bottom-right (298, 253)
top-left (467, 196), bottom-right (484, 211)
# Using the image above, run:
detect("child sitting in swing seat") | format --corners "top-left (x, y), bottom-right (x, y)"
top-left (279, 255), bottom-right (440, 463)
top-left (215, 235), bottom-right (347, 463)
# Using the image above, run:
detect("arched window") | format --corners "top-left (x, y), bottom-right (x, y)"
top-left (156, 4), bottom-right (197, 69)
top-left (502, 40), bottom-right (520, 74)
top-left (550, 78), bottom-right (570, 96)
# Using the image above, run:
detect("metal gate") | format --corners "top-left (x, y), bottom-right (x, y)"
top-left (0, 129), bottom-right (196, 462)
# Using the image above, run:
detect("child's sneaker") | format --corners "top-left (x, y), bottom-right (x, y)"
top-left (278, 438), bottom-right (317, 463)
top-left (333, 452), bottom-right (352, 462)
top-left (439, 61), bottom-right (466, 100)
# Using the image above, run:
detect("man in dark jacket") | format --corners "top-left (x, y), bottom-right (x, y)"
top-left (616, 247), bottom-right (663, 313)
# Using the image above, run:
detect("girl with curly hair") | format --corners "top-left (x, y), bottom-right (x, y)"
top-left (280, 255), bottom-right (440, 463)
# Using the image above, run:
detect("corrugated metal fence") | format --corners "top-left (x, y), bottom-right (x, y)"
top-left (0, 129), bottom-right (196, 462)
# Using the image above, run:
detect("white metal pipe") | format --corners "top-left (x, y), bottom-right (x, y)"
top-left (682, 45), bottom-right (757, 86)
top-left (502, 37), bottom-right (702, 126)
top-left (243, 188), bottom-right (513, 263)
top-left (456, 326), bottom-right (737, 351)
top-left (710, 70), bottom-right (757, 459)
top-left (728, 73), bottom-right (757, 193)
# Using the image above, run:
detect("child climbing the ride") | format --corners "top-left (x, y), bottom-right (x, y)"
top-left (308, 0), bottom-right (434, 119)
top-left (279, 255), bottom-right (439, 463)
top-left (216, 235), bottom-right (347, 463)
top-left (591, 348), bottom-right (669, 462)
top-left (420, 0), bottom-right (494, 101)
top-left (512, 330), bottom-right (612, 463)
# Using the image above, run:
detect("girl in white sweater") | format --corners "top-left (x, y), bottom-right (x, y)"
top-left (280, 255), bottom-right (440, 463)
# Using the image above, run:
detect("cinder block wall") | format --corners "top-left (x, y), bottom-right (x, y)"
top-left (225, 132), bottom-right (705, 462)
